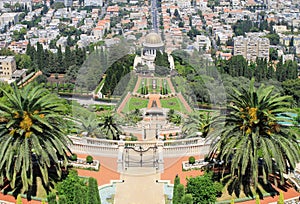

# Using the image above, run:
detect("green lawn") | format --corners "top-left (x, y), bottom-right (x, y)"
top-left (137, 78), bottom-right (147, 94)
top-left (161, 79), bottom-right (171, 94)
top-left (137, 78), bottom-right (172, 94)
top-left (147, 78), bottom-right (160, 94)
top-left (122, 97), bottom-right (149, 113)
top-left (161, 97), bottom-right (187, 113)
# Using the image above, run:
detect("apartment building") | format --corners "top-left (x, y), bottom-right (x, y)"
top-left (84, 0), bottom-right (103, 7)
top-left (234, 36), bottom-right (270, 61)
top-left (0, 56), bottom-right (16, 80)
top-left (55, 0), bottom-right (73, 7)
top-left (8, 40), bottom-right (29, 54)
top-left (0, 0), bottom-right (32, 11)
top-left (193, 35), bottom-right (211, 52)
top-left (0, 12), bottom-right (19, 26)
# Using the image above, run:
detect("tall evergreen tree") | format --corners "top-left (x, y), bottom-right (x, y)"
top-left (87, 177), bottom-right (101, 204)
top-left (172, 175), bottom-right (181, 204)
top-left (57, 45), bottom-right (64, 73)
top-left (64, 46), bottom-right (73, 70)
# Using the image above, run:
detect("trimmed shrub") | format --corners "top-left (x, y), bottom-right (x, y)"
top-left (56, 170), bottom-right (89, 204)
top-left (189, 156), bottom-right (195, 164)
top-left (86, 155), bottom-right (93, 164)
top-left (70, 153), bottom-right (77, 161)
top-left (130, 136), bottom-right (138, 141)
top-left (181, 194), bottom-right (193, 204)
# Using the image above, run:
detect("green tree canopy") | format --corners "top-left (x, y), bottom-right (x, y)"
top-left (186, 172), bottom-right (222, 204)
top-left (0, 84), bottom-right (71, 198)
top-left (208, 79), bottom-right (300, 196)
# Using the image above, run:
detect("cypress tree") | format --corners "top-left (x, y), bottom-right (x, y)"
top-left (276, 58), bottom-right (284, 81)
top-left (88, 177), bottom-right (101, 204)
top-left (36, 42), bottom-right (44, 70)
top-left (172, 175), bottom-right (180, 204)
top-left (175, 184), bottom-right (185, 204)
top-left (181, 194), bottom-right (193, 204)
top-left (64, 45), bottom-right (72, 71)
top-left (57, 45), bottom-right (63, 73)
top-left (267, 65), bottom-right (275, 79)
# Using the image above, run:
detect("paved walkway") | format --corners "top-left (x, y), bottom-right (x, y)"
top-left (76, 154), bottom-right (120, 186)
top-left (166, 78), bottom-right (175, 94)
top-left (133, 76), bottom-right (142, 94)
top-left (116, 92), bottom-right (131, 115)
top-left (177, 93), bottom-right (193, 113)
top-left (114, 167), bottom-right (165, 204)
top-left (161, 156), bottom-right (204, 186)
top-left (19, 70), bottom-right (42, 87)
top-left (148, 94), bottom-right (161, 108)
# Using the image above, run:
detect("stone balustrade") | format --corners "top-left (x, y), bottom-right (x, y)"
top-left (68, 136), bottom-right (210, 158)
top-left (69, 143), bottom-right (119, 157)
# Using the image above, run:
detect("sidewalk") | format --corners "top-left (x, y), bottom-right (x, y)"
top-left (114, 167), bottom-right (165, 204)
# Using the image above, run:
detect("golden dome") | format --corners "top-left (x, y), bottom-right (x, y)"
top-left (144, 32), bottom-right (163, 45)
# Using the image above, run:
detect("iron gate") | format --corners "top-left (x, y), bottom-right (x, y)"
top-left (124, 145), bottom-right (158, 168)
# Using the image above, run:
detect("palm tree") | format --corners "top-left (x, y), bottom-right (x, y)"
top-left (208, 80), bottom-right (300, 195)
top-left (170, 114), bottom-right (182, 125)
top-left (183, 112), bottom-right (212, 138)
top-left (99, 114), bottom-right (120, 140)
top-left (0, 84), bottom-right (72, 197)
top-left (76, 113), bottom-right (103, 138)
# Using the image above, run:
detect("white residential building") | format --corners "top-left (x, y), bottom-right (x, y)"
top-left (193, 35), bottom-right (211, 52)
top-left (234, 36), bottom-right (270, 61)
top-left (0, 12), bottom-right (19, 26)
top-left (84, 0), bottom-right (103, 6)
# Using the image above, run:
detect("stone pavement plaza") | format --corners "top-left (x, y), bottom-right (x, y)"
top-left (114, 167), bottom-right (165, 204)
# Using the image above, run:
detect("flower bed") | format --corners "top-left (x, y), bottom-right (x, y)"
top-left (182, 159), bottom-right (209, 171)
top-left (68, 158), bottom-right (100, 171)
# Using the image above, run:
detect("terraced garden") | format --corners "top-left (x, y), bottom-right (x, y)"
top-left (137, 78), bottom-right (171, 95)
top-left (160, 97), bottom-right (187, 113)
top-left (122, 97), bottom-right (149, 113)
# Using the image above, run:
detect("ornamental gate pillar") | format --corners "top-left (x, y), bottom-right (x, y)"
top-left (156, 141), bottom-right (164, 172)
top-left (117, 141), bottom-right (125, 172)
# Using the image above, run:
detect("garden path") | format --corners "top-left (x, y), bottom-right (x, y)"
top-left (19, 70), bottom-right (42, 88)
top-left (177, 93), bottom-right (193, 113)
top-left (116, 92), bottom-right (131, 115)
top-left (133, 76), bottom-right (142, 94)
top-left (114, 167), bottom-right (165, 204)
top-left (148, 94), bottom-right (161, 108)
top-left (166, 78), bottom-right (176, 94)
